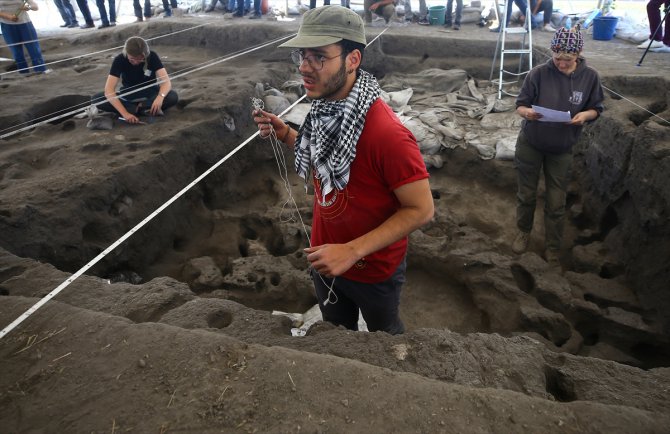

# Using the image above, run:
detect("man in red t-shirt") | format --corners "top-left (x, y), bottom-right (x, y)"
top-left (253, 6), bottom-right (433, 334)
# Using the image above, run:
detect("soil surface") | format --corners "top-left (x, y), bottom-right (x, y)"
top-left (1, 15), bottom-right (669, 433)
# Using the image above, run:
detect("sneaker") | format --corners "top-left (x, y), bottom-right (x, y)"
top-left (97, 23), bottom-right (111, 29)
top-left (542, 23), bottom-right (556, 32)
top-left (418, 18), bottom-right (430, 25)
top-left (637, 39), bottom-right (663, 49)
top-left (490, 26), bottom-right (501, 32)
top-left (232, 11), bottom-right (243, 17)
top-left (80, 22), bottom-right (95, 29)
top-left (650, 44), bottom-right (670, 53)
top-left (110, 22), bottom-right (116, 26)
top-left (68, 22), bottom-right (79, 28)
top-left (512, 230), bottom-right (530, 254)
top-left (248, 13), bottom-right (261, 19)
top-left (60, 23), bottom-right (70, 27)
top-left (545, 250), bottom-right (561, 268)
top-left (205, 5), bottom-right (214, 12)
top-left (453, 24), bottom-right (460, 30)
top-left (135, 16), bottom-right (144, 22)
top-left (444, 21), bottom-right (452, 28)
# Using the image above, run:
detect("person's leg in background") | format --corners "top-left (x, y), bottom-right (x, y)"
top-left (21, 22), bottom-right (46, 73)
top-left (542, 150), bottom-right (573, 255)
top-left (454, 0), bottom-right (463, 28)
top-left (0, 23), bottom-right (29, 74)
top-left (162, 0), bottom-right (173, 16)
top-left (76, 0), bottom-right (95, 27)
top-left (95, 0), bottom-right (111, 26)
top-left (62, 0), bottom-right (79, 26)
top-left (249, 0), bottom-right (261, 18)
top-left (54, 0), bottom-right (73, 27)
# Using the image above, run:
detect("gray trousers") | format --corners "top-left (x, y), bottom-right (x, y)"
top-left (514, 131), bottom-right (573, 251)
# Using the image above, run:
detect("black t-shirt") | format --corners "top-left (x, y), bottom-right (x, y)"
top-left (109, 51), bottom-right (164, 89)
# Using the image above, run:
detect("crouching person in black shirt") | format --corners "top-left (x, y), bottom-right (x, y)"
top-left (92, 36), bottom-right (178, 124)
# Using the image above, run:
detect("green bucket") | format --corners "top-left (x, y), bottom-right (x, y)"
top-left (428, 5), bottom-right (446, 26)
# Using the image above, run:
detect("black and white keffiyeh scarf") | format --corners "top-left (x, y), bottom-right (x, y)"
top-left (294, 70), bottom-right (381, 198)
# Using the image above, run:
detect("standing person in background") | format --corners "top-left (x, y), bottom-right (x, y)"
top-left (75, 0), bottom-right (96, 28)
top-left (444, 0), bottom-right (463, 30)
top-left (54, 0), bottom-right (79, 28)
top-left (95, 0), bottom-right (116, 28)
top-left (512, 26), bottom-right (604, 268)
top-left (133, 0), bottom-right (152, 22)
top-left (253, 6), bottom-right (434, 334)
top-left (248, 0), bottom-right (261, 18)
top-left (637, 0), bottom-right (670, 52)
top-left (0, 0), bottom-right (47, 74)
top-left (162, 0), bottom-right (178, 17)
top-left (91, 37), bottom-right (179, 124)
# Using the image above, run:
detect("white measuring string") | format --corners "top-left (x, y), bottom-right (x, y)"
top-left (0, 28), bottom-right (389, 339)
top-left (0, 33), bottom-right (297, 139)
top-left (0, 22), bottom-right (214, 77)
top-left (0, 96), bottom-right (307, 341)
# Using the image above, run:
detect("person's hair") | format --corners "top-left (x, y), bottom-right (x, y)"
top-left (338, 39), bottom-right (366, 68)
top-left (123, 37), bottom-right (150, 58)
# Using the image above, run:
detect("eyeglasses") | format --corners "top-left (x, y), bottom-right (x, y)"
top-left (290, 50), bottom-right (343, 71)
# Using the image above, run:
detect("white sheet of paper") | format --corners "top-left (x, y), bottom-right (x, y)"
top-left (532, 105), bottom-right (572, 123)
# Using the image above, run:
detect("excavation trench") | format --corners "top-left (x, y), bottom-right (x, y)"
top-left (0, 25), bottom-right (669, 370)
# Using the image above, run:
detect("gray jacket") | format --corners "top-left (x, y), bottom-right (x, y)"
top-left (516, 57), bottom-right (604, 154)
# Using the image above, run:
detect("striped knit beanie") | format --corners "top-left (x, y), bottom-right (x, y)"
top-left (550, 24), bottom-right (584, 54)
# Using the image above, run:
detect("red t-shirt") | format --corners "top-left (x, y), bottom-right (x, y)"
top-left (310, 98), bottom-right (429, 283)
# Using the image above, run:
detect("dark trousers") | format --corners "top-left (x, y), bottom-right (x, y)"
top-left (92, 88), bottom-right (179, 116)
top-left (96, 0), bottom-right (116, 25)
top-left (311, 259), bottom-right (406, 335)
top-left (514, 131), bottom-right (573, 251)
top-left (647, 0), bottom-right (670, 44)
top-left (133, 0), bottom-right (151, 18)
top-left (75, 0), bottom-right (95, 24)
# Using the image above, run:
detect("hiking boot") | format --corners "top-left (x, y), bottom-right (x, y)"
top-left (545, 250), bottom-right (561, 268)
top-left (512, 231), bottom-right (530, 254)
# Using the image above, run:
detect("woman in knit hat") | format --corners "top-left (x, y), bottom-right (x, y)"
top-left (511, 25), bottom-right (604, 268)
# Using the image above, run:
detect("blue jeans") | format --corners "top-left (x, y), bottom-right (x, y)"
top-left (133, 0), bottom-right (151, 18)
top-left (95, 0), bottom-right (116, 25)
top-left (54, 0), bottom-right (78, 25)
top-left (0, 22), bottom-right (46, 73)
top-left (229, 0), bottom-right (250, 12)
